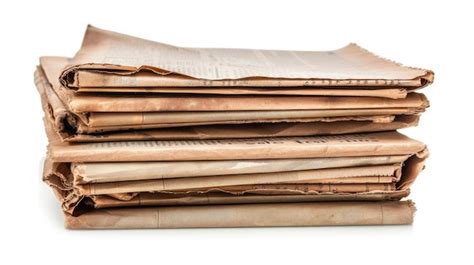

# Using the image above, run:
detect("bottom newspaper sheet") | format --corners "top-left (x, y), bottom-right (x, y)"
top-left (64, 201), bottom-right (415, 229)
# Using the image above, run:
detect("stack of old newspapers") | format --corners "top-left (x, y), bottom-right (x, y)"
top-left (35, 26), bottom-right (433, 229)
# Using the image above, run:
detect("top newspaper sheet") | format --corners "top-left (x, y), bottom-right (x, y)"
top-left (60, 26), bottom-right (434, 89)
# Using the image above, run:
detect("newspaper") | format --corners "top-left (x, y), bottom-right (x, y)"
top-left (64, 201), bottom-right (416, 229)
top-left (71, 116), bottom-right (419, 142)
top-left (41, 57), bottom-right (430, 113)
top-left (35, 25), bottom-right (433, 228)
top-left (43, 116), bottom-right (428, 214)
top-left (46, 127), bottom-right (426, 162)
top-left (60, 25), bottom-right (433, 90)
top-left (45, 150), bottom-right (416, 215)
top-left (71, 155), bottom-right (409, 183)
top-left (75, 165), bottom-right (401, 195)
top-left (90, 191), bottom-right (409, 208)
top-left (35, 60), bottom-right (424, 141)
top-left (78, 86), bottom-right (410, 99)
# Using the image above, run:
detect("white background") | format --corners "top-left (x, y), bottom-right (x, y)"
top-left (0, 0), bottom-right (472, 264)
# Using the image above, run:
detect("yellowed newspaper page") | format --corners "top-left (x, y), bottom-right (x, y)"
top-left (47, 130), bottom-right (426, 162)
top-left (77, 85), bottom-right (409, 99)
top-left (64, 201), bottom-right (416, 229)
top-left (91, 191), bottom-right (409, 209)
top-left (75, 164), bottom-right (400, 195)
top-left (35, 68), bottom-right (420, 141)
top-left (71, 155), bottom-right (408, 184)
top-left (61, 26), bottom-right (433, 89)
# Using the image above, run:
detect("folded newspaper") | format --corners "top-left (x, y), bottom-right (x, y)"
top-left (35, 26), bottom-right (432, 142)
top-left (36, 25), bottom-right (433, 229)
